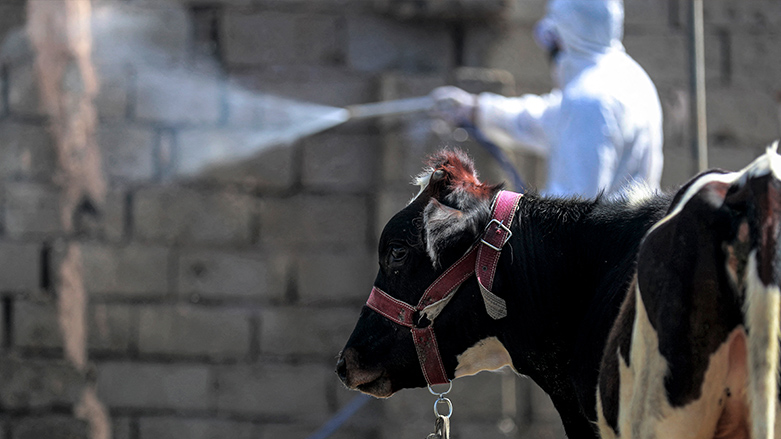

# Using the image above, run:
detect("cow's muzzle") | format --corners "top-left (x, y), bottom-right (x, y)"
top-left (336, 348), bottom-right (393, 398)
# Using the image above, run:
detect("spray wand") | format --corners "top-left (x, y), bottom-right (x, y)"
top-left (343, 96), bottom-right (526, 192)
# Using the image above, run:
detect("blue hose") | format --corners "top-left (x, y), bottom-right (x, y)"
top-left (304, 393), bottom-right (372, 439)
top-left (463, 123), bottom-right (527, 193)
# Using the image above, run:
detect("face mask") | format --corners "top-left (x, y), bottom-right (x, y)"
top-left (533, 18), bottom-right (562, 59)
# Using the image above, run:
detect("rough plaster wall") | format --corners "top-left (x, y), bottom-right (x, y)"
top-left (0, 0), bottom-right (777, 438)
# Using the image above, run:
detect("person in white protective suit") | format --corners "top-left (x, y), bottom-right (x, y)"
top-left (431, 0), bottom-right (663, 198)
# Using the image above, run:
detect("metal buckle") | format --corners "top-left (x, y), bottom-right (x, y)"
top-left (480, 218), bottom-right (512, 251)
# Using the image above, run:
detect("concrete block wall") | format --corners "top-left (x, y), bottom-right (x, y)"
top-left (0, 0), bottom-right (776, 438)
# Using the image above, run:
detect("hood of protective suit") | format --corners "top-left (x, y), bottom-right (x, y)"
top-left (545, 0), bottom-right (624, 57)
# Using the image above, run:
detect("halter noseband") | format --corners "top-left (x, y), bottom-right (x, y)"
top-left (366, 190), bottom-right (523, 385)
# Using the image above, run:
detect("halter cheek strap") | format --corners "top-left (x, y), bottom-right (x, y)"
top-left (366, 190), bottom-right (523, 386)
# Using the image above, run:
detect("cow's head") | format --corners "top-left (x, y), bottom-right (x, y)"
top-left (336, 149), bottom-right (511, 397)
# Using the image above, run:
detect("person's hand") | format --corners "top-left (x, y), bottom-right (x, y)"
top-left (430, 86), bottom-right (477, 127)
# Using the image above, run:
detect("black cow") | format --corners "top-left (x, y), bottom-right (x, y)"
top-left (597, 147), bottom-right (781, 439)
top-left (337, 149), bottom-right (673, 438)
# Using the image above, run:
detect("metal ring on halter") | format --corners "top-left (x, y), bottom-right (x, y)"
top-left (427, 381), bottom-right (452, 397)
top-left (434, 396), bottom-right (453, 418)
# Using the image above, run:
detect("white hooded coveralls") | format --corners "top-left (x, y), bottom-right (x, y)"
top-left (475, 0), bottom-right (663, 198)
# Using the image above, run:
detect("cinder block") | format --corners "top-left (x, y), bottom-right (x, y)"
top-left (98, 123), bottom-right (155, 182)
top-left (12, 416), bottom-right (89, 439)
top-left (14, 301), bottom-right (133, 353)
top-left (0, 121), bottom-right (57, 181)
top-left (0, 241), bottom-right (40, 292)
top-left (623, 32), bottom-right (688, 86)
top-left (703, 0), bottom-right (781, 29)
top-left (67, 188), bottom-right (127, 242)
top-left (79, 243), bottom-right (169, 297)
top-left (463, 24), bottom-right (552, 93)
top-left (4, 182), bottom-right (62, 237)
top-left (95, 63), bottom-right (130, 120)
top-left (222, 11), bottom-right (299, 66)
top-left (0, 5), bottom-right (24, 38)
top-left (137, 305), bottom-right (251, 359)
top-left (178, 249), bottom-right (288, 301)
top-left (91, 2), bottom-right (190, 67)
top-left (7, 61), bottom-right (44, 117)
top-left (259, 306), bottom-right (358, 356)
top-left (504, 0), bottom-right (546, 25)
top-left (301, 133), bottom-right (380, 192)
top-left (227, 66), bottom-right (375, 109)
top-left (624, 0), bottom-right (677, 27)
top-left (133, 187), bottom-right (256, 245)
top-left (454, 422), bottom-right (520, 439)
top-left (221, 11), bottom-right (339, 67)
top-left (518, 422), bottom-right (567, 439)
top-left (345, 14), bottom-right (452, 72)
top-left (95, 362), bottom-right (210, 410)
top-left (134, 67), bottom-right (222, 125)
top-left (14, 300), bottom-right (61, 349)
top-left (174, 129), bottom-right (295, 191)
top-left (138, 417), bottom-right (255, 439)
top-left (98, 189), bottom-right (128, 242)
top-left (384, 373), bottom-right (512, 428)
top-left (112, 417), bottom-right (132, 439)
top-left (383, 386), bottom-right (436, 439)
top-left (297, 14), bottom-right (341, 65)
top-left (258, 194), bottom-right (368, 248)
top-left (706, 87), bottom-right (778, 147)
top-left (214, 363), bottom-right (329, 419)
top-left (296, 249), bottom-right (376, 304)
top-left (0, 357), bottom-right (84, 409)
top-left (730, 32), bottom-right (781, 90)
top-left (89, 304), bottom-right (133, 353)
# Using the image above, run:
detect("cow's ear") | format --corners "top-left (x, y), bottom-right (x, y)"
top-left (423, 199), bottom-right (483, 267)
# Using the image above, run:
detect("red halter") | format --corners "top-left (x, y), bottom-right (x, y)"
top-left (366, 190), bottom-right (523, 385)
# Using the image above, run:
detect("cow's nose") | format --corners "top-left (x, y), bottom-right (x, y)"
top-left (336, 355), bottom-right (348, 382)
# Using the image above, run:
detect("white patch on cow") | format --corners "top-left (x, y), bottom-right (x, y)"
top-left (454, 336), bottom-right (513, 378)
top-left (600, 284), bottom-right (751, 439)
top-left (409, 168), bottom-right (434, 204)
top-left (596, 388), bottom-right (618, 439)
top-left (744, 252), bottom-right (781, 439)
top-left (650, 145), bottom-right (781, 235)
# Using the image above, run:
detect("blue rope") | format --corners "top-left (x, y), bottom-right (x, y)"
top-left (305, 393), bottom-right (372, 439)
top-left (463, 124), bottom-right (527, 193)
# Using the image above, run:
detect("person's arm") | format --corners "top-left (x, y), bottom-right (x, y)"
top-left (475, 91), bottom-right (562, 156)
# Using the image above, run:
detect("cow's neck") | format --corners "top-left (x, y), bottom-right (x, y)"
top-left (496, 193), bottom-right (671, 436)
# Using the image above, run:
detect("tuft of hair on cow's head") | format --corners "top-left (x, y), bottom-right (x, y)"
top-left (411, 149), bottom-right (501, 267)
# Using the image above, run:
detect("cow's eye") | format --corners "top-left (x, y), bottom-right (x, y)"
top-left (389, 246), bottom-right (408, 264)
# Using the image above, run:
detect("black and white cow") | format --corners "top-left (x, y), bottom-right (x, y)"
top-left (337, 149), bottom-right (673, 438)
top-left (597, 146), bottom-right (781, 439)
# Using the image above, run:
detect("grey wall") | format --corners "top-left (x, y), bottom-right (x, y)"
top-left (0, 0), bottom-right (777, 438)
